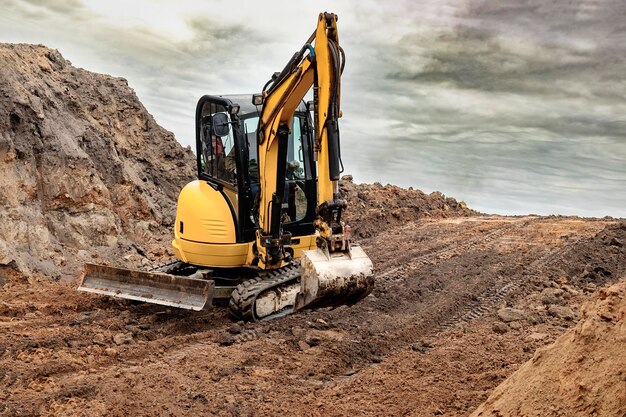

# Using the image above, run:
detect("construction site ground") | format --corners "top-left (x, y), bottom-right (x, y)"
top-left (2, 215), bottom-right (625, 416)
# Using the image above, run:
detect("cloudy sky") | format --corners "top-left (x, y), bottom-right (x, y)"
top-left (1, 0), bottom-right (625, 216)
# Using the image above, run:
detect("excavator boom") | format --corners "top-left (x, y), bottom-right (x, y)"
top-left (255, 12), bottom-right (374, 310)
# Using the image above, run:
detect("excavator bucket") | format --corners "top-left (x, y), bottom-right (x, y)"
top-left (78, 263), bottom-right (214, 311)
top-left (295, 245), bottom-right (374, 311)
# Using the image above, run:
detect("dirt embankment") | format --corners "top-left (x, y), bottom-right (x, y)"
top-left (472, 279), bottom-right (626, 417)
top-left (339, 176), bottom-right (476, 239)
top-left (0, 44), bottom-right (195, 280)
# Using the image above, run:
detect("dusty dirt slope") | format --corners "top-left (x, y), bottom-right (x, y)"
top-left (339, 178), bottom-right (476, 239)
top-left (1, 43), bottom-right (626, 417)
top-left (472, 280), bottom-right (626, 417)
top-left (1, 218), bottom-right (624, 416)
top-left (0, 43), bottom-right (195, 280)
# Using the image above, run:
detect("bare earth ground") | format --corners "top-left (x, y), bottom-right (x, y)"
top-left (472, 280), bottom-right (626, 417)
top-left (2, 215), bottom-right (625, 416)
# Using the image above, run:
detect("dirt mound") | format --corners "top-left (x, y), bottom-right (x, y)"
top-left (0, 44), bottom-right (195, 280)
top-left (339, 175), bottom-right (477, 239)
top-left (547, 221), bottom-right (626, 289)
top-left (472, 278), bottom-right (626, 417)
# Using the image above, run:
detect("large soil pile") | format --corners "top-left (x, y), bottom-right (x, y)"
top-left (339, 176), bottom-right (476, 239)
top-left (472, 279), bottom-right (626, 417)
top-left (0, 44), bottom-right (196, 280)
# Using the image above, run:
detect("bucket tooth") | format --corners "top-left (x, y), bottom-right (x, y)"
top-left (295, 245), bottom-right (374, 311)
top-left (78, 263), bottom-right (214, 311)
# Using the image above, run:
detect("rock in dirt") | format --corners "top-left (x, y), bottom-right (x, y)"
top-left (496, 307), bottom-right (526, 323)
top-left (227, 324), bottom-right (243, 335)
top-left (113, 333), bottom-right (133, 345)
top-left (104, 347), bottom-right (118, 357)
top-left (525, 332), bottom-right (548, 342)
top-left (304, 335), bottom-right (321, 347)
top-left (72, 313), bottom-right (92, 324)
top-left (218, 334), bottom-right (235, 347)
top-left (540, 287), bottom-right (564, 305)
top-left (290, 327), bottom-right (306, 338)
top-left (411, 343), bottom-right (428, 354)
top-left (472, 279), bottom-right (626, 417)
top-left (547, 305), bottom-right (576, 321)
top-left (492, 322), bottom-right (509, 334)
top-left (93, 333), bottom-right (107, 345)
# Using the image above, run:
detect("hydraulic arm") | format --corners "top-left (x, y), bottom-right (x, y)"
top-left (254, 12), bottom-right (373, 310)
top-left (256, 12), bottom-right (348, 269)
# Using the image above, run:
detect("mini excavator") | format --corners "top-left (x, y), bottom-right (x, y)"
top-left (78, 12), bottom-right (374, 321)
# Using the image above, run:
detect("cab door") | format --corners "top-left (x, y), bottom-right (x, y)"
top-left (195, 96), bottom-right (241, 238)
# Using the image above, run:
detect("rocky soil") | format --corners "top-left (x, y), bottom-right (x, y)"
top-left (472, 280), bottom-right (626, 417)
top-left (0, 43), bottom-right (195, 280)
top-left (1, 44), bottom-right (625, 417)
top-left (2, 216), bottom-right (624, 417)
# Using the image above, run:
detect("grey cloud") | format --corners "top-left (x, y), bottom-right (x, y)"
top-left (5, 0), bottom-right (87, 19)
top-left (387, 33), bottom-right (598, 96)
top-left (1, 0), bottom-right (624, 216)
top-left (186, 18), bottom-right (257, 44)
top-left (339, 0), bottom-right (626, 216)
top-left (23, 0), bottom-right (84, 15)
top-left (366, 0), bottom-right (626, 139)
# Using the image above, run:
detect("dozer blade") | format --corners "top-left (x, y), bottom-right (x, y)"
top-left (295, 245), bottom-right (374, 311)
top-left (78, 263), bottom-right (214, 311)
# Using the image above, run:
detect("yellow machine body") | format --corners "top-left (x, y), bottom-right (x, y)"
top-left (172, 180), bottom-right (317, 268)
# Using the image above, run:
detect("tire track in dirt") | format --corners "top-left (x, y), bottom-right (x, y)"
top-left (283, 217), bottom-right (613, 378)
top-left (438, 227), bottom-right (593, 331)
top-left (375, 216), bottom-right (527, 281)
top-left (1, 217), bottom-right (621, 417)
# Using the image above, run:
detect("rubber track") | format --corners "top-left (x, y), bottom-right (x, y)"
top-left (229, 264), bottom-right (301, 322)
top-left (146, 259), bottom-right (184, 273)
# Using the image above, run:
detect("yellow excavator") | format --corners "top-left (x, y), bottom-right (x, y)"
top-left (78, 12), bottom-right (374, 321)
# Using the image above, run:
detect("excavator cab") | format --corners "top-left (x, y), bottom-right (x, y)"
top-left (172, 94), bottom-right (320, 268)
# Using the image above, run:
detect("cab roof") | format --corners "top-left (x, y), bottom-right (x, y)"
top-left (217, 94), bottom-right (307, 117)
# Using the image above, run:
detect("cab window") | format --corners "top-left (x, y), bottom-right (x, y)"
top-left (243, 115), bottom-right (309, 223)
top-left (200, 104), bottom-right (237, 187)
